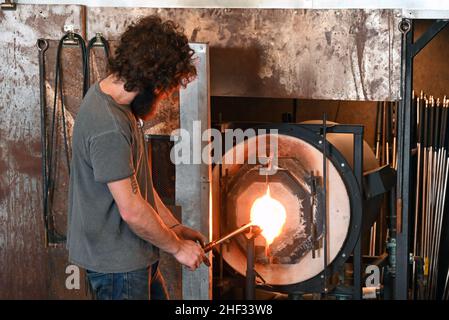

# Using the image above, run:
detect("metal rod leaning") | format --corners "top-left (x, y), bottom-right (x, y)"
top-left (37, 38), bottom-right (49, 247)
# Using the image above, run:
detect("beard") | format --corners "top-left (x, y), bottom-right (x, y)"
top-left (130, 86), bottom-right (159, 121)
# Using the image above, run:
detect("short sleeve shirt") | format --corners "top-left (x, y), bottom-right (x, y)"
top-left (67, 82), bottom-right (159, 273)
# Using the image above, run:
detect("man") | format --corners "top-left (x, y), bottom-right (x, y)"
top-left (67, 15), bottom-right (208, 300)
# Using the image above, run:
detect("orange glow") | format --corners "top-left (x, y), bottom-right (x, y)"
top-left (250, 186), bottom-right (287, 245)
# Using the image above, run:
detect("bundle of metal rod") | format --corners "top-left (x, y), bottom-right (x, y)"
top-left (412, 92), bottom-right (449, 299)
top-left (374, 101), bottom-right (397, 168)
top-left (370, 101), bottom-right (397, 256)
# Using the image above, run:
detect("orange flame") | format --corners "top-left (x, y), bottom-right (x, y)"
top-left (250, 186), bottom-right (287, 245)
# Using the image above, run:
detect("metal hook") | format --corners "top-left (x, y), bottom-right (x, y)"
top-left (64, 32), bottom-right (80, 46)
top-left (63, 25), bottom-right (80, 46)
top-left (399, 19), bottom-right (411, 34)
top-left (37, 38), bottom-right (49, 52)
top-left (93, 32), bottom-right (105, 47)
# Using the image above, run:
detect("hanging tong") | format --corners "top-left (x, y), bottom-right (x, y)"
top-left (85, 32), bottom-right (110, 95)
top-left (42, 29), bottom-right (87, 247)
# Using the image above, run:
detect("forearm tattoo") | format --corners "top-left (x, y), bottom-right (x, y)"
top-left (130, 175), bottom-right (139, 194)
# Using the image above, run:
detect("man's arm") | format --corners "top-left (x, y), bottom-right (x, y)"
top-left (153, 187), bottom-right (208, 248)
top-left (108, 174), bottom-right (205, 270)
top-left (152, 187), bottom-right (180, 229)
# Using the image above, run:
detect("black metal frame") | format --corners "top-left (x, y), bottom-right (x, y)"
top-left (395, 19), bottom-right (449, 300)
top-left (216, 122), bottom-right (364, 299)
top-left (300, 123), bottom-right (364, 300)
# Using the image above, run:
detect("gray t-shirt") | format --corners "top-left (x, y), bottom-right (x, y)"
top-left (67, 82), bottom-right (159, 273)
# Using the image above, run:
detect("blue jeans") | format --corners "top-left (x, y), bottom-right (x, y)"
top-left (86, 262), bottom-right (169, 300)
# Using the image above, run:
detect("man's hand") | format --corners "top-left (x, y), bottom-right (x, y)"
top-left (151, 187), bottom-right (211, 268)
top-left (173, 239), bottom-right (208, 271)
top-left (173, 225), bottom-right (211, 267)
top-left (173, 225), bottom-right (207, 247)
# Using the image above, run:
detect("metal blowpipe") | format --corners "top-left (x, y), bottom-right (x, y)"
top-left (203, 223), bottom-right (257, 253)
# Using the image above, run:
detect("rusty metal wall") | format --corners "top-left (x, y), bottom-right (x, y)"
top-left (0, 4), bottom-right (89, 299)
top-left (0, 5), bottom-right (182, 299)
top-left (87, 8), bottom-right (402, 101)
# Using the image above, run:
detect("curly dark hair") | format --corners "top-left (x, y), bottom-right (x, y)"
top-left (108, 15), bottom-right (197, 93)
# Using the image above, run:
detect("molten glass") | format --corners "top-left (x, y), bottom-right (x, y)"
top-left (250, 186), bottom-right (287, 245)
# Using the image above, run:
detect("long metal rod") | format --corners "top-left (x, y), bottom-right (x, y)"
top-left (431, 160), bottom-right (448, 297)
top-left (371, 102), bottom-right (383, 256)
top-left (428, 99), bottom-right (441, 298)
top-left (424, 99), bottom-right (435, 297)
top-left (411, 96), bottom-right (422, 299)
top-left (394, 20), bottom-right (413, 300)
top-left (432, 101), bottom-right (448, 298)
top-left (322, 113), bottom-right (328, 295)
top-left (245, 235), bottom-right (256, 300)
top-left (353, 126), bottom-right (364, 300)
top-left (444, 266), bottom-right (449, 299)
top-left (420, 99), bottom-right (429, 260)
top-left (413, 97), bottom-right (422, 256)
top-left (203, 222), bottom-right (253, 253)
top-left (378, 101), bottom-right (388, 254)
top-left (395, 18), bottom-right (413, 300)
top-left (428, 99), bottom-right (437, 298)
top-left (37, 38), bottom-right (49, 247)
top-left (429, 100), bottom-right (449, 298)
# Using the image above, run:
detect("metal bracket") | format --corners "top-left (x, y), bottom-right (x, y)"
top-left (92, 32), bottom-right (105, 47)
top-left (411, 20), bottom-right (449, 57)
top-left (398, 19), bottom-right (411, 35)
top-left (0, 0), bottom-right (16, 10)
top-left (63, 25), bottom-right (81, 46)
